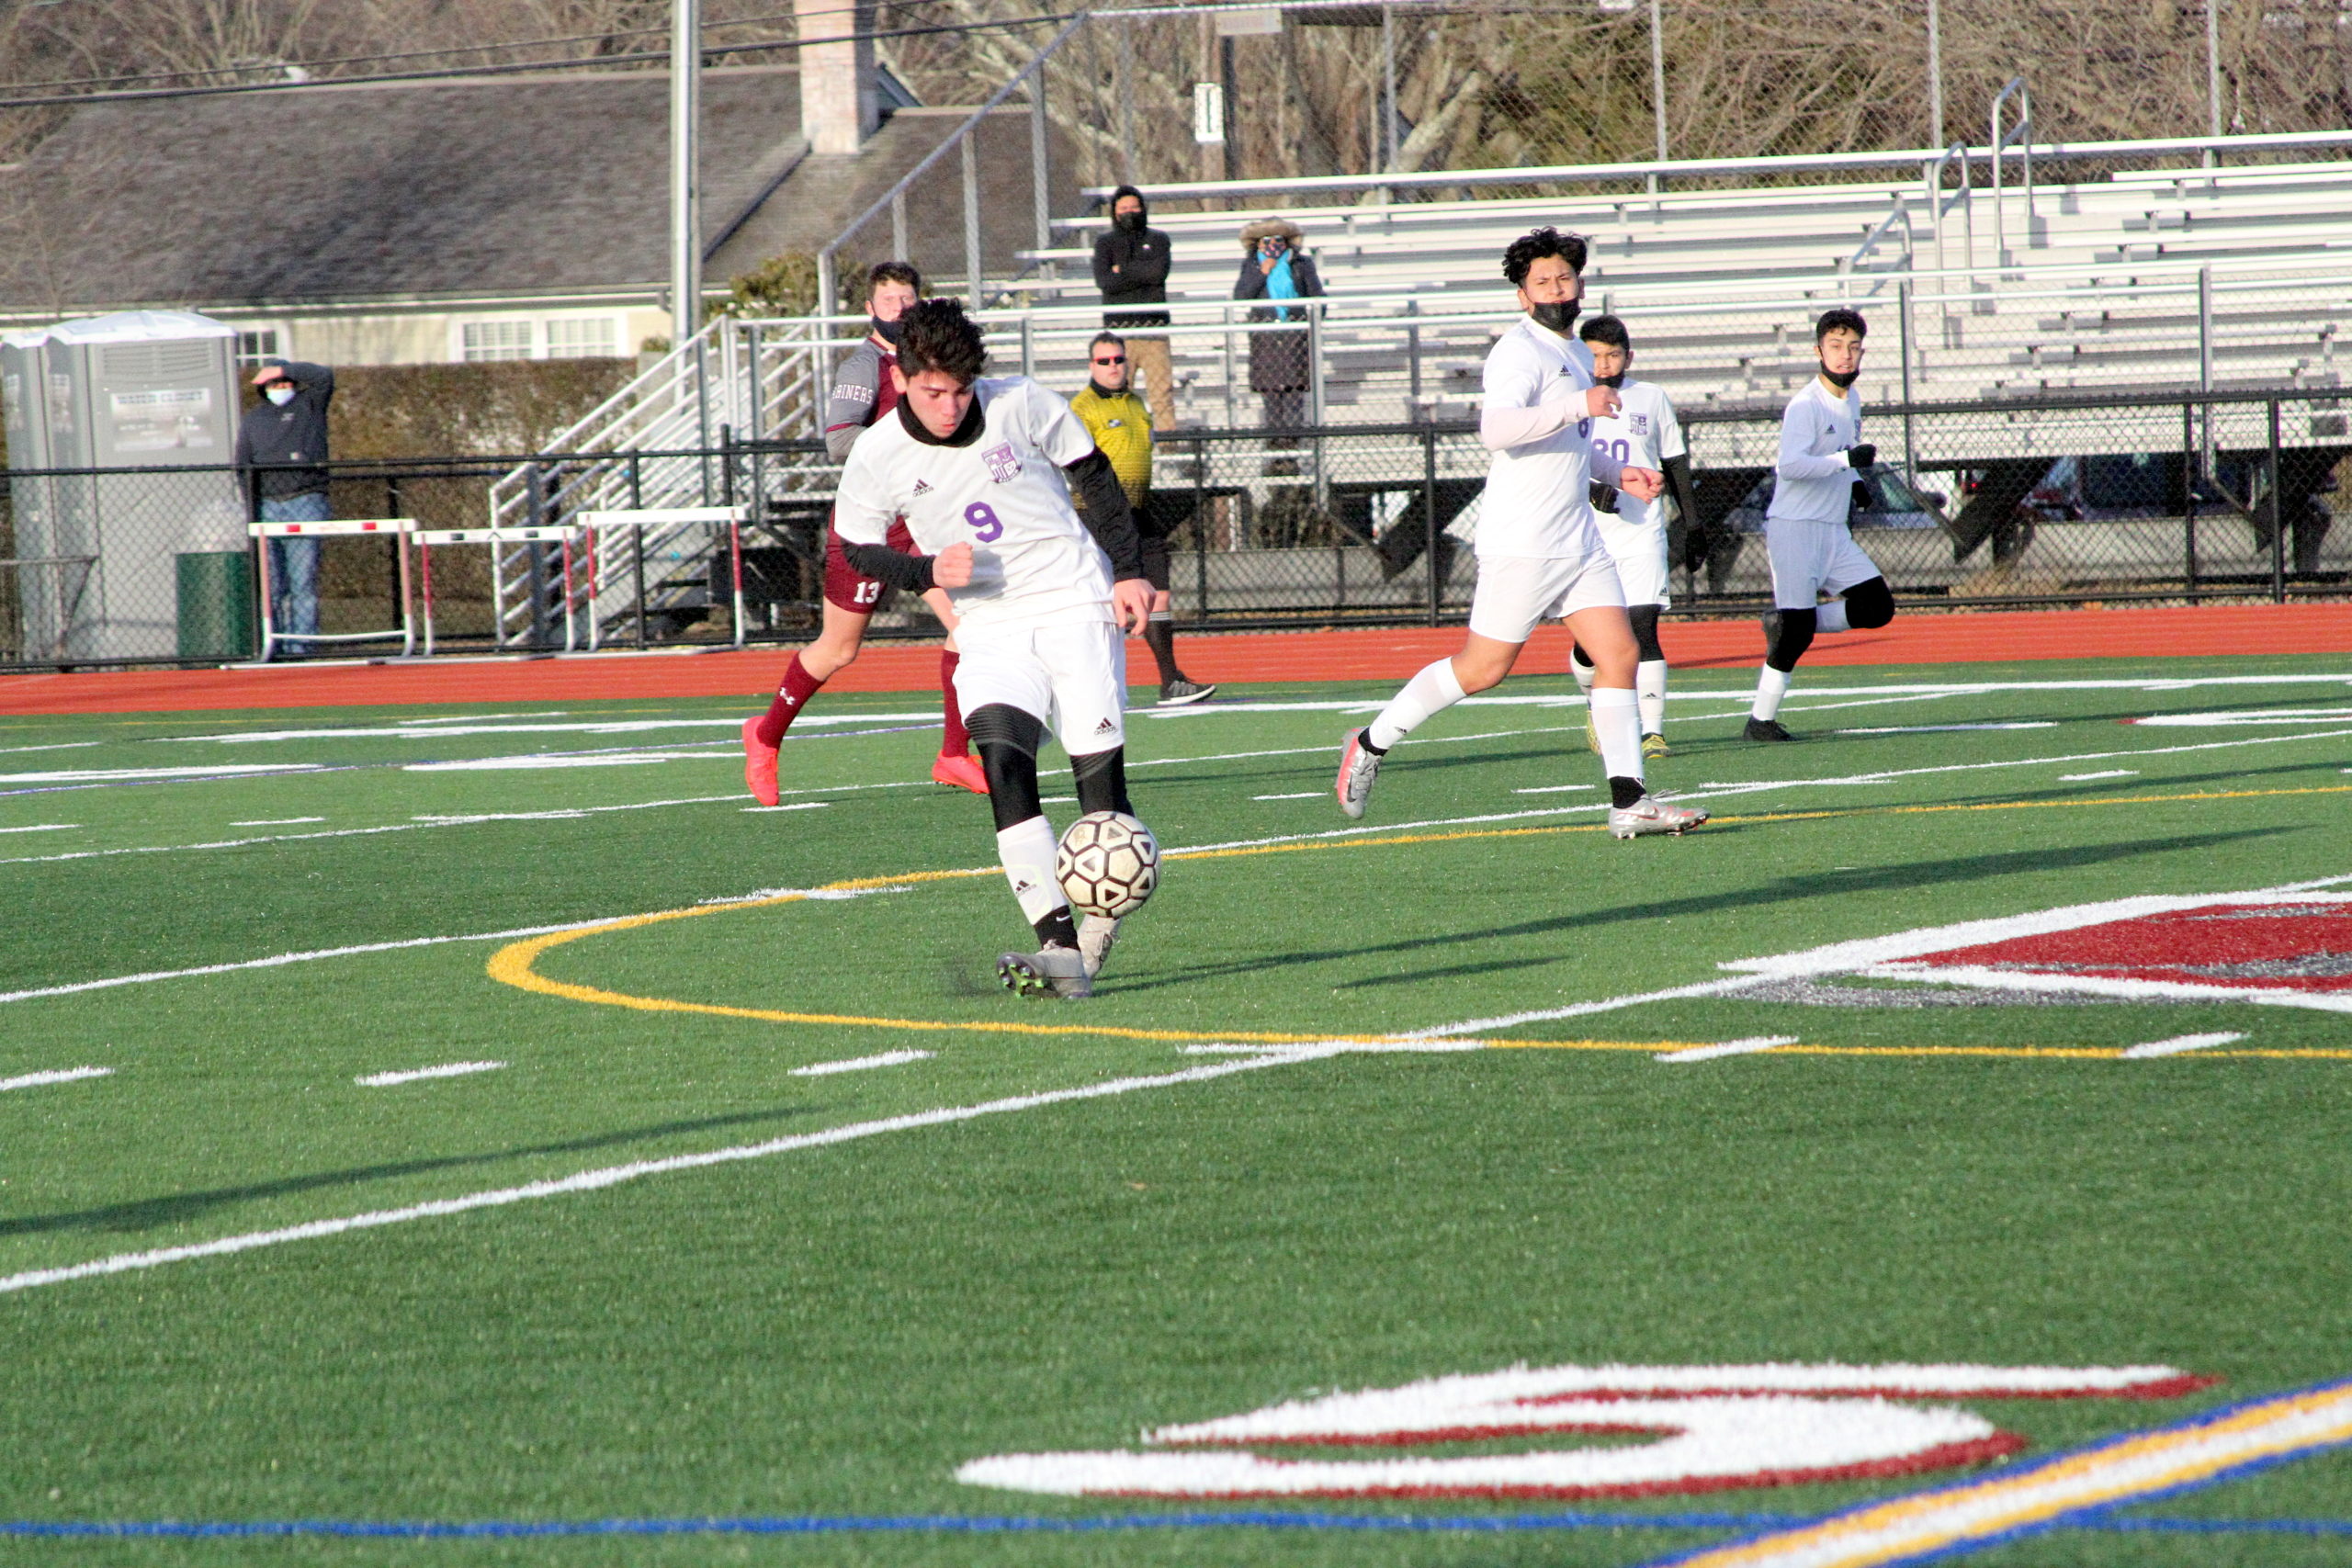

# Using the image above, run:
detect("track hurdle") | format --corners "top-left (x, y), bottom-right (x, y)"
top-left (248, 517), bottom-right (415, 660)
top-left (570, 506), bottom-right (748, 651)
top-left (413, 525), bottom-right (581, 656)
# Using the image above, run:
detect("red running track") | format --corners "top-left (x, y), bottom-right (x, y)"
top-left (2, 604), bottom-right (2346, 716)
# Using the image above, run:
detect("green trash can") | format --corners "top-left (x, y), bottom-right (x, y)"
top-left (176, 550), bottom-right (255, 660)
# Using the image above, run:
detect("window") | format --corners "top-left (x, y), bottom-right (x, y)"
top-left (544, 317), bottom-right (618, 359)
top-left (461, 321), bottom-right (534, 362)
top-left (235, 330), bottom-right (279, 367)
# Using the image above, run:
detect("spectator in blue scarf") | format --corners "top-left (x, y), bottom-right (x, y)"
top-left (1232, 217), bottom-right (1324, 452)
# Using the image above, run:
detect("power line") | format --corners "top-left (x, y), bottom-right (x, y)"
top-left (0, 2), bottom-right (957, 99)
top-left (0, 10), bottom-right (1068, 113)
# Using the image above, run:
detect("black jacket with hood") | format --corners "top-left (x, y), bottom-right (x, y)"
top-left (1091, 185), bottom-right (1172, 330)
top-left (233, 360), bottom-right (335, 502)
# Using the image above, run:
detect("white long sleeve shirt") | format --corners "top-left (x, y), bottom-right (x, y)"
top-left (1475, 317), bottom-right (1627, 559)
top-left (1767, 377), bottom-right (1865, 525)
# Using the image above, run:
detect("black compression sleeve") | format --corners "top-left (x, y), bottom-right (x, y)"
top-left (1062, 448), bottom-right (1147, 580)
top-left (1662, 454), bottom-right (1701, 536)
top-left (839, 538), bottom-right (935, 593)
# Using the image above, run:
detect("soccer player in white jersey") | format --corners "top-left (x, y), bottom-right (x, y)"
top-left (1569, 314), bottom-right (1701, 757)
top-left (833, 299), bottom-right (1156, 999)
top-left (1334, 229), bottom-right (1706, 839)
top-left (1745, 307), bottom-right (1896, 741)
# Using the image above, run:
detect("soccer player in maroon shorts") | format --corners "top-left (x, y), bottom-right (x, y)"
top-left (742, 262), bottom-right (988, 804)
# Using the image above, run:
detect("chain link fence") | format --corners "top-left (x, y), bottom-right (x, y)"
top-left (6, 386), bottom-right (2344, 670)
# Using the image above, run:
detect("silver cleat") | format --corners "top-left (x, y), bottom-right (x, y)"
top-left (1335, 728), bottom-right (1384, 819)
top-left (1608, 794), bottom-right (1710, 839)
top-left (997, 943), bottom-right (1093, 999)
top-left (1077, 913), bottom-right (1122, 980)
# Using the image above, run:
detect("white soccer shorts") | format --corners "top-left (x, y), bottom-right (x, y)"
top-left (1765, 517), bottom-right (1883, 610)
top-left (1466, 549), bottom-right (1627, 644)
top-left (953, 618), bottom-right (1128, 756)
top-left (1593, 513), bottom-right (1670, 608)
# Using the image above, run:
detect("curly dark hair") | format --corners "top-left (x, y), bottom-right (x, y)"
top-left (896, 298), bottom-right (989, 383)
top-left (1577, 312), bottom-right (1631, 351)
top-left (868, 260), bottom-right (922, 295)
top-left (1815, 307), bottom-right (1868, 342)
top-left (1501, 226), bottom-right (1589, 286)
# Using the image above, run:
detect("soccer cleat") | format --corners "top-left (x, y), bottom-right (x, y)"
top-left (1335, 728), bottom-right (1384, 818)
top-left (1157, 678), bottom-right (1218, 706)
top-left (1077, 913), bottom-right (1122, 979)
top-left (1744, 716), bottom-right (1794, 743)
top-left (1643, 732), bottom-right (1671, 760)
top-left (997, 943), bottom-right (1092, 1000)
top-left (742, 716), bottom-right (780, 807)
top-left (932, 752), bottom-right (989, 795)
top-left (1583, 705), bottom-right (1602, 755)
top-left (1608, 794), bottom-right (1710, 839)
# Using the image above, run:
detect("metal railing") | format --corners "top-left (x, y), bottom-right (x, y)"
top-left (1990, 75), bottom-right (2034, 270)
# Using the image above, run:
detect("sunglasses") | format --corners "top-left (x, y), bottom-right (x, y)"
top-left (1092, 355), bottom-right (1126, 365)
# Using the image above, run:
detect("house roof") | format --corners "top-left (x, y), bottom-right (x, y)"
top-left (0, 65), bottom-right (821, 310)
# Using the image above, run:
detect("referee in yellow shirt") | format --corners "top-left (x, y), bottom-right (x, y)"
top-left (1071, 332), bottom-right (1215, 705)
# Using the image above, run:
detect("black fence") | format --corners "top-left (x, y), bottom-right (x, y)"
top-left (2, 387), bottom-right (2345, 671)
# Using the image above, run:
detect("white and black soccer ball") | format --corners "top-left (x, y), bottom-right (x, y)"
top-left (1056, 811), bottom-right (1160, 919)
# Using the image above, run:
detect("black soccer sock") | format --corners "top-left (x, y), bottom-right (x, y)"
top-left (1033, 907), bottom-right (1079, 948)
top-left (1570, 642), bottom-right (1596, 671)
top-left (1070, 746), bottom-right (1133, 817)
top-left (1626, 604), bottom-right (1665, 665)
top-left (1141, 618), bottom-right (1182, 685)
top-left (1609, 775), bottom-right (1646, 809)
top-left (1843, 576), bottom-right (1894, 630)
top-left (1766, 607), bottom-right (1818, 674)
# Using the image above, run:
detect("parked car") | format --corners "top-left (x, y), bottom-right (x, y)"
top-left (1723, 464), bottom-right (1947, 534)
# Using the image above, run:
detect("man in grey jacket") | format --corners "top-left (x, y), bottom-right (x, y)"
top-left (234, 359), bottom-right (335, 656)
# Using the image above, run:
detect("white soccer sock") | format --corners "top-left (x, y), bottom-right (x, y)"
top-left (1368, 657), bottom-right (1466, 750)
top-left (1751, 665), bottom-right (1793, 722)
top-left (1569, 645), bottom-right (1597, 694)
top-left (996, 816), bottom-right (1068, 929)
top-left (1635, 660), bottom-right (1668, 736)
top-left (1815, 600), bottom-right (1851, 635)
top-left (1590, 686), bottom-right (1644, 784)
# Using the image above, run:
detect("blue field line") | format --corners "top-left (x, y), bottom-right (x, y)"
top-left (4, 1510), bottom-right (2348, 1540)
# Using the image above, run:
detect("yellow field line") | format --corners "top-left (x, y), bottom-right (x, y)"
top-left (486, 782), bottom-right (2352, 1060)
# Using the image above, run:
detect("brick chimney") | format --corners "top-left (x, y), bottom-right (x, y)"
top-left (796, 0), bottom-right (877, 154)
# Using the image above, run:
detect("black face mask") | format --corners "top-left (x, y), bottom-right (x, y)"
top-left (1115, 210), bottom-right (1147, 232)
top-left (872, 316), bottom-right (904, 345)
top-left (1531, 299), bottom-right (1580, 333)
top-left (1820, 364), bottom-right (1860, 389)
top-left (1593, 371), bottom-right (1625, 389)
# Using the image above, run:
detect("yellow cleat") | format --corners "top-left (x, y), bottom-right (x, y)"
top-left (1643, 732), bottom-right (1670, 760)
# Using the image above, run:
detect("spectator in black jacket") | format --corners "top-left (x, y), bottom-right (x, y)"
top-left (1091, 185), bottom-right (1176, 431)
top-left (1232, 217), bottom-right (1324, 456)
top-left (234, 358), bottom-right (335, 656)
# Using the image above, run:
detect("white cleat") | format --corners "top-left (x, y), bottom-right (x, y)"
top-left (1335, 728), bottom-right (1384, 818)
top-left (1608, 794), bottom-right (1710, 839)
top-left (1077, 913), bottom-right (1122, 979)
top-left (997, 943), bottom-right (1093, 999)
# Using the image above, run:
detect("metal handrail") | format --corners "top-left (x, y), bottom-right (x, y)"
top-left (814, 11), bottom-right (1088, 316)
top-left (1080, 125), bottom-right (2352, 206)
top-left (1991, 76), bottom-right (2033, 268)
top-left (1923, 141), bottom-right (1973, 279)
top-left (1840, 197), bottom-right (1915, 288)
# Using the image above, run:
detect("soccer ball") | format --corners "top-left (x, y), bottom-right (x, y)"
top-left (1057, 811), bottom-right (1160, 919)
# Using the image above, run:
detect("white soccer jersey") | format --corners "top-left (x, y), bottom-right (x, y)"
top-left (1474, 318), bottom-right (1607, 561)
top-left (834, 377), bottom-right (1112, 630)
top-left (1587, 378), bottom-right (1686, 531)
top-left (1767, 377), bottom-right (1865, 525)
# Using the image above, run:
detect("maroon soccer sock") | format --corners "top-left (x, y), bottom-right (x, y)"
top-left (939, 650), bottom-right (970, 758)
top-left (753, 655), bottom-right (826, 748)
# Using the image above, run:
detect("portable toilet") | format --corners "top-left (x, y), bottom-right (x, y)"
top-left (1, 310), bottom-right (248, 662)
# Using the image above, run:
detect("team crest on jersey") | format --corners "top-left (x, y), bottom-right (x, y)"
top-left (1629, 412), bottom-right (1650, 434)
top-left (983, 442), bottom-right (1023, 483)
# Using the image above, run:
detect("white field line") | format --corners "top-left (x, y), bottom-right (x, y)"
top-left (1687, 724), bottom-right (2352, 794)
top-left (790, 1049), bottom-right (935, 1076)
top-left (1838, 722), bottom-right (2058, 734)
top-left (0, 1049), bottom-right (1335, 1298)
top-left (0, 741), bottom-right (101, 755)
top-left (0, 823), bottom-right (74, 834)
top-left (169, 714), bottom-right (930, 743)
top-left (229, 817), bottom-right (324, 826)
top-left (0, 1066), bottom-right (111, 1092)
top-left (0, 763), bottom-right (322, 784)
top-left (2058, 771), bottom-right (2137, 782)
top-left (1513, 784), bottom-right (1596, 795)
top-left (2132, 706), bottom-right (2352, 727)
top-left (0, 886), bottom-right (906, 1007)
top-left (1656, 1036), bottom-right (1800, 1064)
top-left (741, 803), bottom-right (831, 813)
top-left (2121, 1032), bottom-right (2247, 1059)
top-left (356, 1061), bottom-right (507, 1088)
top-left (405, 752), bottom-right (728, 772)
top-left (1866, 964), bottom-right (2352, 1016)
top-left (1252, 793), bottom-right (1323, 800)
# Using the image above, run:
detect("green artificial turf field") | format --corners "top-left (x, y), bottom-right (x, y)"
top-left (3, 653), bottom-right (2350, 1566)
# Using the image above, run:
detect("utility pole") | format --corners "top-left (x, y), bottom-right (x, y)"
top-left (1926, 0), bottom-right (1943, 149)
top-left (670, 0), bottom-right (702, 347)
top-left (1648, 0), bottom-right (1667, 162)
top-left (2204, 0), bottom-right (2223, 168)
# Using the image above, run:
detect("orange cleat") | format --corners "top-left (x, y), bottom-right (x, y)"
top-left (931, 751), bottom-right (989, 795)
top-left (742, 716), bottom-right (780, 807)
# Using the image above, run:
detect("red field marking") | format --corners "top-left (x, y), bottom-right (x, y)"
top-left (3, 604), bottom-right (2346, 716)
top-left (1911, 902), bottom-right (2352, 996)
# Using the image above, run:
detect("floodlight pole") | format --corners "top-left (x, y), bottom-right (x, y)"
top-left (1925, 0), bottom-right (1943, 150)
top-left (671, 0), bottom-right (703, 346)
top-left (2204, 0), bottom-right (2222, 168)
